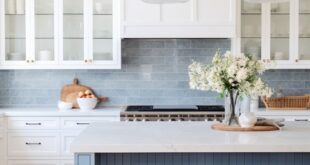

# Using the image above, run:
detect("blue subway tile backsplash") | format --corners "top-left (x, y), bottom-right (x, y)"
top-left (0, 39), bottom-right (309, 107)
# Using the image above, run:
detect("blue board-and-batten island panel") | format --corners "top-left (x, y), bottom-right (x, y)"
top-left (75, 153), bottom-right (310, 165)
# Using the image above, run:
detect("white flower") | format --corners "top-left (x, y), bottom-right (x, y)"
top-left (236, 68), bottom-right (248, 82)
top-left (188, 51), bottom-right (272, 97)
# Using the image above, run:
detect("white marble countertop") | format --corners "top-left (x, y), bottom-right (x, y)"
top-left (71, 122), bottom-right (310, 153)
top-left (0, 107), bottom-right (124, 117)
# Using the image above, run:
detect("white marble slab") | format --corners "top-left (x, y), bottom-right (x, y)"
top-left (71, 122), bottom-right (310, 153)
top-left (0, 107), bottom-right (124, 117)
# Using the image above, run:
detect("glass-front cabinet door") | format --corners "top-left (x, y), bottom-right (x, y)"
top-left (34, 0), bottom-right (57, 64)
top-left (241, 0), bottom-right (262, 60)
top-left (269, 1), bottom-right (291, 62)
top-left (298, 0), bottom-right (310, 61)
top-left (2, 0), bottom-right (26, 64)
top-left (89, 0), bottom-right (120, 67)
top-left (0, 0), bottom-right (120, 69)
top-left (61, 0), bottom-right (85, 64)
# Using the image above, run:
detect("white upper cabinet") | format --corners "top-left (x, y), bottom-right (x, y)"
top-left (122, 0), bottom-right (236, 38)
top-left (234, 0), bottom-right (310, 69)
top-left (0, 0), bottom-right (121, 69)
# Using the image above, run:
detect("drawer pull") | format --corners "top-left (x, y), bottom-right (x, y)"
top-left (294, 119), bottom-right (309, 122)
top-left (25, 122), bottom-right (42, 126)
top-left (25, 142), bottom-right (42, 145)
top-left (76, 123), bottom-right (90, 125)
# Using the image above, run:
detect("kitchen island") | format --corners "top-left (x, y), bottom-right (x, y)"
top-left (71, 122), bottom-right (310, 165)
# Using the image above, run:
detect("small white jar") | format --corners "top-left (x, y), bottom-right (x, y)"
top-left (239, 112), bottom-right (257, 128)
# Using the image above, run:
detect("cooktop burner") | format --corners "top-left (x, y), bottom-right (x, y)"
top-left (125, 105), bottom-right (225, 112)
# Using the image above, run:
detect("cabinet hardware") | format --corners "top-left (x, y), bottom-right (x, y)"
top-left (294, 119), bottom-right (308, 122)
top-left (84, 59), bottom-right (88, 63)
top-left (76, 122), bottom-right (90, 125)
top-left (88, 59), bottom-right (93, 63)
top-left (25, 142), bottom-right (42, 145)
top-left (31, 60), bottom-right (35, 63)
top-left (26, 60), bottom-right (30, 63)
top-left (295, 59), bottom-right (299, 63)
top-left (25, 122), bottom-right (42, 125)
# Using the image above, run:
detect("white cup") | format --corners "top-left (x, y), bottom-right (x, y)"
top-left (95, 3), bottom-right (104, 14)
top-left (38, 50), bottom-right (52, 61)
top-left (274, 52), bottom-right (285, 60)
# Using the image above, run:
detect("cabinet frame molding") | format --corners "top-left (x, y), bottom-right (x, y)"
top-left (0, 0), bottom-right (121, 69)
top-left (233, 0), bottom-right (310, 69)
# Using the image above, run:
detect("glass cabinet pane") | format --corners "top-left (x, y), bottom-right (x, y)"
top-left (241, 0), bottom-right (261, 60)
top-left (299, 0), bottom-right (310, 60)
top-left (93, 0), bottom-right (113, 61)
top-left (63, 0), bottom-right (84, 61)
top-left (270, 2), bottom-right (290, 60)
top-left (5, 0), bottom-right (26, 61)
top-left (35, 0), bottom-right (54, 61)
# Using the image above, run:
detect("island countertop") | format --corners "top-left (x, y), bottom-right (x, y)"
top-left (70, 122), bottom-right (310, 153)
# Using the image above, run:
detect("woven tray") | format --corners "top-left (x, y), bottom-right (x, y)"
top-left (262, 96), bottom-right (310, 110)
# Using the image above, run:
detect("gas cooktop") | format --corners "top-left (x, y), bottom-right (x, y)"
top-left (125, 105), bottom-right (225, 112)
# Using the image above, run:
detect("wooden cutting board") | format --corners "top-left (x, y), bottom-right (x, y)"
top-left (60, 78), bottom-right (108, 108)
top-left (211, 123), bottom-right (279, 132)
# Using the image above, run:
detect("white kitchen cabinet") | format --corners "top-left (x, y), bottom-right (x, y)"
top-left (7, 117), bottom-right (60, 130)
top-left (8, 160), bottom-right (60, 165)
top-left (8, 132), bottom-right (60, 157)
top-left (1, 110), bottom-right (121, 165)
top-left (60, 117), bottom-right (119, 130)
top-left (122, 0), bottom-right (236, 38)
top-left (0, 132), bottom-right (4, 165)
top-left (233, 0), bottom-right (310, 69)
top-left (0, 0), bottom-right (121, 69)
top-left (60, 132), bottom-right (80, 156)
top-left (60, 160), bottom-right (73, 165)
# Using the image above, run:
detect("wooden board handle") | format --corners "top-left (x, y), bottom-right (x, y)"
top-left (98, 96), bottom-right (108, 102)
top-left (73, 78), bottom-right (79, 85)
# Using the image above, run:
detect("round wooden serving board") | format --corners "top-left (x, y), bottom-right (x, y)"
top-left (211, 123), bottom-right (279, 132)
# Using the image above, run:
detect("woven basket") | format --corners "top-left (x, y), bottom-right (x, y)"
top-left (262, 96), bottom-right (310, 110)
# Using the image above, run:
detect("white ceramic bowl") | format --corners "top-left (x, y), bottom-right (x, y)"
top-left (58, 101), bottom-right (73, 111)
top-left (77, 98), bottom-right (98, 111)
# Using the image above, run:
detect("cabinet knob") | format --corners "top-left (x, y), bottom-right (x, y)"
top-left (31, 60), bottom-right (35, 63)
top-left (84, 59), bottom-right (88, 63)
top-left (26, 60), bottom-right (30, 63)
top-left (295, 59), bottom-right (299, 63)
top-left (88, 59), bottom-right (93, 63)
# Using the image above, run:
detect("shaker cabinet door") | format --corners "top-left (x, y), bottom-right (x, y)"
top-left (122, 0), bottom-right (236, 38)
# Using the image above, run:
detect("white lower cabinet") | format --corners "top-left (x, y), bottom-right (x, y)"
top-left (8, 132), bottom-right (60, 157)
top-left (0, 132), bottom-right (5, 165)
top-left (258, 115), bottom-right (310, 122)
top-left (5, 115), bottom-right (119, 165)
top-left (60, 132), bottom-right (81, 156)
top-left (60, 160), bottom-right (74, 165)
top-left (60, 117), bottom-right (119, 130)
top-left (8, 160), bottom-right (60, 165)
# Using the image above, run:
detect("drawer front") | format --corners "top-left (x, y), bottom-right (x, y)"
top-left (8, 160), bottom-right (59, 165)
top-left (60, 117), bottom-right (118, 130)
top-left (60, 160), bottom-right (73, 165)
top-left (8, 133), bottom-right (60, 157)
top-left (0, 117), bottom-right (3, 130)
top-left (258, 115), bottom-right (310, 122)
top-left (8, 117), bottom-right (60, 130)
top-left (0, 133), bottom-right (4, 157)
top-left (61, 132), bottom-right (80, 156)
